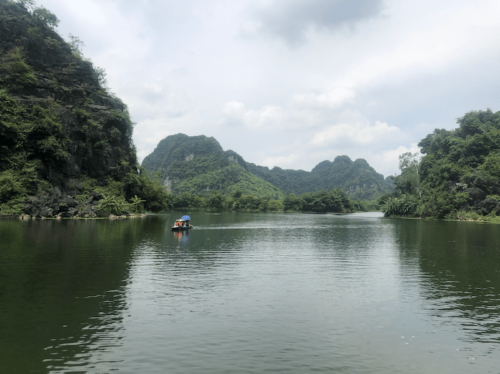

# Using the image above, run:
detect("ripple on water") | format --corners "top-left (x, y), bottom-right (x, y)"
top-left (1, 213), bottom-right (500, 373)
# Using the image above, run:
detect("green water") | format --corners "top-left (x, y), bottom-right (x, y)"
top-left (0, 212), bottom-right (499, 373)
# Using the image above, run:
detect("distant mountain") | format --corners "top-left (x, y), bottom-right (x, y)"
top-left (247, 155), bottom-right (393, 200)
top-left (141, 134), bottom-right (284, 198)
top-left (142, 134), bottom-right (393, 200)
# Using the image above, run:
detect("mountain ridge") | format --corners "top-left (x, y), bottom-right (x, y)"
top-left (142, 133), bottom-right (393, 200)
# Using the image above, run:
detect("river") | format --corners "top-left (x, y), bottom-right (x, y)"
top-left (0, 212), bottom-right (499, 373)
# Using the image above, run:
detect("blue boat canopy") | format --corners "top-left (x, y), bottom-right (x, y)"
top-left (181, 215), bottom-right (191, 221)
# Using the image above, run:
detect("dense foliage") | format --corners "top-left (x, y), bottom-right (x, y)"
top-left (164, 188), bottom-right (375, 214)
top-left (283, 189), bottom-right (352, 213)
top-left (0, 0), bottom-right (168, 216)
top-left (247, 156), bottom-right (393, 200)
top-left (381, 109), bottom-right (500, 221)
top-left (142, 134), bottom-right (285, 198)
top-left (0, 89), bottom-right (66, 213)
top-left (167, 190), bottom-right (284, 212)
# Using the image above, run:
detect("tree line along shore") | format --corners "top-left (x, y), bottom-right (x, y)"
top-left (379, 109), bottom-right (500, 224)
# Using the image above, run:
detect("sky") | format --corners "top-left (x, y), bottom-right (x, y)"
top-left (39, 0), bottom-right (500, 177)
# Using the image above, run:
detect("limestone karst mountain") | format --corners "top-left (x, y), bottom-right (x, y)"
top-left (142, 133), bottom-right (393, 200)
top-left (141, 134), bottom-right (284, 198)
top-left (0, 0), bottom-right (166, 216)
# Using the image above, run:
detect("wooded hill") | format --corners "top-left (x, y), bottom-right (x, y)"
top-left (381, 109), bottom-right (500, 221)
top-left (141, 133), bottom-right (394, 200)
top-left (247, 156), bottom-right (394, 200)
top-left (141, 134), bottom-right (285, 199)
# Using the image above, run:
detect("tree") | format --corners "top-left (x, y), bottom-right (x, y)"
top-left (283, 193), bottom-right (303, 211)
top-left (268, 200), bottom-right (284, 211)
top-left (206, 190), bottom-right (224, 210)
top-left (32, 6), bottom-right (59, 28)
top-left (394, 152), bottom-right (422, 199)
top-left (14, 0), bottom-right (35, 12)
top-left (68, 33), bottom-right (84, 58)
top-left (93, 66), bottom-right (108, 89)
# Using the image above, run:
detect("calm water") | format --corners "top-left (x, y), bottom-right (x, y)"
top-left (0, 212), bottom-right (499, 373)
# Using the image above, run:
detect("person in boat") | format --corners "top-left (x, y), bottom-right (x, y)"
top-left (171, 216), bottom-right (192, 229)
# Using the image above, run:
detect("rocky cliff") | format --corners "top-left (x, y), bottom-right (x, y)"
top-left (0, 0), bottom-right (163, 217)
top-left (141, 134), bottom-right (284, 198)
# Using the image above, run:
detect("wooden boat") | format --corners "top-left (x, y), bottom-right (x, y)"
top-left (171, 217), bottom-right (193, 231)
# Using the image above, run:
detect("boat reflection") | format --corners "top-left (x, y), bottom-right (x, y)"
top-left (173, 229), bottom-right (190, 245)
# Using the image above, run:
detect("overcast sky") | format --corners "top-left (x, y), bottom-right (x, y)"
top-left (41, 0), bottom-right (500, 177)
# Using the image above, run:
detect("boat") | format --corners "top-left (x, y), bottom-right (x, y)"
top-left (171, 215), bottom-right (193, 231)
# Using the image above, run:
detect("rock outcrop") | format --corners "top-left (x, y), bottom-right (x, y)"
top-left (0, 1), bottom-right (153, 218)
top-left (22, 188), bottom-right (140, 219)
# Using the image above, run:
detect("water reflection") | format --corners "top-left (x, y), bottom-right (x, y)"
top-left (394, 219), bottom-right (500, 348)
top-left (173, 230), bottom-right (190, 245)
top-left (1, 213), bottom-right (500, 373)
top-left (0, 218), bottom-right (148, 374)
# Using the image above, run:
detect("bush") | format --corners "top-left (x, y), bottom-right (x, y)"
top-left (206, 190), bottom-right (224, 210)
top-left (380, 195), bottom-right (419, 217)
top-left (0, 170), bottom-right (24, 202)
top-left (268, 200), bottom-right (284, 212)
top-left (283, 193), bottom-right (304, 211)
top-left (8, 48), bottom-right (36, 86)
top-left (96, 194), bottom-right (128, 216)
top-left (124, 169), bottom-right (169, 212)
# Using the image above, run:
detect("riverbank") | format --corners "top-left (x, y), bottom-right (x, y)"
top-left (0, 213), bottom-right (147, 220)
top-left (385, 211), bottom-right (500, 224)
top-left (165, 208), bottom-right (378, 214)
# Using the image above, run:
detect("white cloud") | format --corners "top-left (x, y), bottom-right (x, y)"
top-left (219, 87), bottom-right (357, 132)
top-left (310, 121), bottom-right (403, 146)
top-left (260, 153), bottom-right (301, 169)
top-left (368, 143), bottom-right (422, 177)
top-left (248, 0), bottom-right (386, 46)
top-left (291, 87), bottom-right (355, 108)
top-left (40, 0), bottom-right (500, 175)
top-left (220, 101), bottom-right (286, 129)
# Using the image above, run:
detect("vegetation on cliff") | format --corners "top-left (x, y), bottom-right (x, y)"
top-left (247, 156), bottom-right (393, 200)
top-left (0, 0), bottom-right (168, 217)
top-left (142, 133), bottom-right (392, 201)
top-left (142, 134), bottom-right (285, 199)
top-left (380, 109), bottom-right (500, 222)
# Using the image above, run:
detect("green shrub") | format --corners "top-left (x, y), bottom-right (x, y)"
top-left (268, 200), bottom-right (284, 211)
top-left (8, 48), bottom-right (36, 86)
top-left (124, 169), bottom-right (169, 212)
top-left (76, 194), bottom-right (88, 203)
top-left (129, 195), bottom-right (145, 213)
top-left (206, 190), bottom-right (224, 210)
top-left (0, 197), bottom-right (25, 215)
top-left (96, 194), bottom-right (129, 216)
top-left (380, 195), bottom-right (419, 217)
top-left (0, 170), bottom-right (24, 202)
top-left (27, 26), bottom-right (41, 39)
